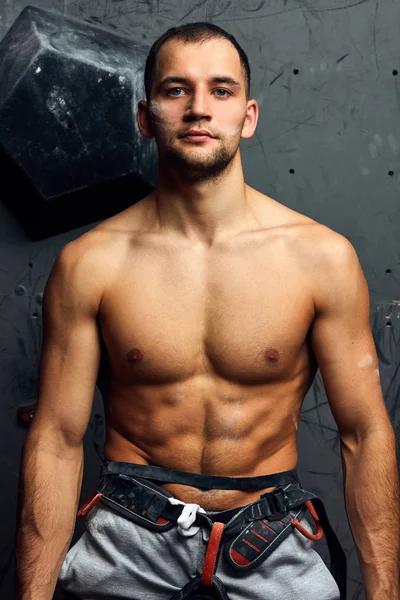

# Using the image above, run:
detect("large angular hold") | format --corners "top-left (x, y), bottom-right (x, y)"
top-left (0, 6), bottom-right (156, 240)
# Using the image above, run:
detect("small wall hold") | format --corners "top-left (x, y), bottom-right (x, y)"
top-left (14, 285), bottom-right (26, 296)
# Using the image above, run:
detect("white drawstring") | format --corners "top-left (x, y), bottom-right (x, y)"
top-left (168, 498), bottom-right (206, 536)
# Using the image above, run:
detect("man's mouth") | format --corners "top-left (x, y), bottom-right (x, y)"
top-left (182, 130), bottom-right (214, 142)
top-left (186, 129), bottom-right (212, 136)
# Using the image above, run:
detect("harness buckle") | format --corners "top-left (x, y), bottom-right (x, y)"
top-left (268, 488), bottom-right (289, 520)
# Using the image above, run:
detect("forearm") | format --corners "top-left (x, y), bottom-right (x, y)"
top-left (341, 426), bottom-right (400, 599)
top-left (16, 431), bottom-right (84, 600)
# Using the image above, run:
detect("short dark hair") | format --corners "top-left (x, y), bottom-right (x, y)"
top-left (144, 22), bottom-right (251, 102)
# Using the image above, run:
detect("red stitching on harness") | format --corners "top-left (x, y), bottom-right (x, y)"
top-left (258, 520), bottom-right (277, 534)
top-left (242, 538), bottom-right (260, 552)
top-left (250, 528), bottom-right (269, 544)
top-left (201, 522), bottom-right (225, 587)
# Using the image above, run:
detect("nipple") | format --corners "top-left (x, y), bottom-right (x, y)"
top-left (263, 347), bottom-right (280, 363)
top-left (126, 347), bottom-right (144, 363)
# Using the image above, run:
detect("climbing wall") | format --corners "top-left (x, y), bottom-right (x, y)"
top-left (0, 2), bottom-right (399, 599)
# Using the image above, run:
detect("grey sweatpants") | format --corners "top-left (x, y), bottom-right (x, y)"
top-left (59, 496), bottom-right (340, 600)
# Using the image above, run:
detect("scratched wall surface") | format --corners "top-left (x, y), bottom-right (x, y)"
top-left (0, 1), bottom-right (399, 599)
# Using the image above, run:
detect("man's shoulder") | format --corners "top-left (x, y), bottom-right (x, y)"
top-left (52, 201), bottom-right (153, 305)
top-left (59, 201), bottom-right (147, 269)
top-left (288, 217), bottom-right (355, 258)
top-left (58, 227), bottom-right (119, 273)
top-left (269, 204), bottom-right (364, 306)
top-left (291, 221), bottom-right (359, 283)
top-left (253, 189), bottom-right (360, 273)
top-left (256, 193), bottom-right (357, 263)
top-left (52, 219), bottom-right (129, 298)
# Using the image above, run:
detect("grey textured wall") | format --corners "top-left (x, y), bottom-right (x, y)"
top-left (1, 1), bottom-right (399, 599)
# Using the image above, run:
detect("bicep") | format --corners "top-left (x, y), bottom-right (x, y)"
top-left (32, 244), bottom-right (102, 447)
top-left (310, 238), bottom-right (390, 438)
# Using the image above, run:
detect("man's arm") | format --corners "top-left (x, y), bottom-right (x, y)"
top-left (309, 232), bottom-right (399, 600)
top-left (16, 237), bottom-right (104, 600)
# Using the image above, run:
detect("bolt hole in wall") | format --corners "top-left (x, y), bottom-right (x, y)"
top-left (393, 70), bottom-right (398, 75)
top-left (386, 269), bottom-right (391, 273)
top-left (388, 171), bottom-right (394, 176)
top-left (386, 322), bottom-right (392, 327)
top-left (293, 69), bottom-right (299, 75)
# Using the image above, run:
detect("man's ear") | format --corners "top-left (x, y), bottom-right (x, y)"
top-left (137, 100), bottom-right (154, 139)
top-left (241, 99), bottom-right (259, 140)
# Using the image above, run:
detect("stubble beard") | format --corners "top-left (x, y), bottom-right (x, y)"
top-left (163, 137), bottom-right (239, 183)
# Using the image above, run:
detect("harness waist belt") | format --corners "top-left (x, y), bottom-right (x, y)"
top-left (101, 460), bottom-right (299, 490)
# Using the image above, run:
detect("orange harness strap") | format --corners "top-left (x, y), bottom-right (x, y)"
top-left (201, 522), bottom-right (225, 587)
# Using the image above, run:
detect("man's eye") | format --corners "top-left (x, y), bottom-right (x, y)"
top-left (167, 88), bottom-right (185, 96)
top-left (214, 89), bottom-right (230, 96)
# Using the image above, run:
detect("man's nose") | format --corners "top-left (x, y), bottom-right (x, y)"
top-left (184, 90), bottom-right (212, 120)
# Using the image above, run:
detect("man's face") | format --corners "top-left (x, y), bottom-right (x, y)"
top-left (145, 38), bottom-right (254, 183)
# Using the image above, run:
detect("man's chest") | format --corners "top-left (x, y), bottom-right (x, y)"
top-left (98, 240), bottom-right (315, 384)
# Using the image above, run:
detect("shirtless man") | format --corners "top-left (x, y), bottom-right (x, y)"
top-left (16, 22), bottom-right (399, 600)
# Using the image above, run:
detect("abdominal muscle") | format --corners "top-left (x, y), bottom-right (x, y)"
top-left (102, 381), bottom-right (302, 511)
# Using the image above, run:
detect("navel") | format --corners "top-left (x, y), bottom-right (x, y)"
top-left (126, 347), bottom-right (144, 364)
top-left (263, 347), bottom-right (281, 364)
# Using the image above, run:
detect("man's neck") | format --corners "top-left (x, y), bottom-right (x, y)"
top-left (152, 155), bottom-right (257, 247)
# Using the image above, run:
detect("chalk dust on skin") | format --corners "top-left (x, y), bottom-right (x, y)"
top-left (225, 125), bottom-right (243, 136)
top-left (357, 354), bottom-right (380, 382)
top-left (147, 100), bottom-right (168, 135)
top-left (149, 99), bottom-right (173, 133)
top-left (357, 354), bottom-right (373, 368)
top-left (149, 99), bottom-right (164, 118)
top-left (292, 412), bottom-right (299, 432)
